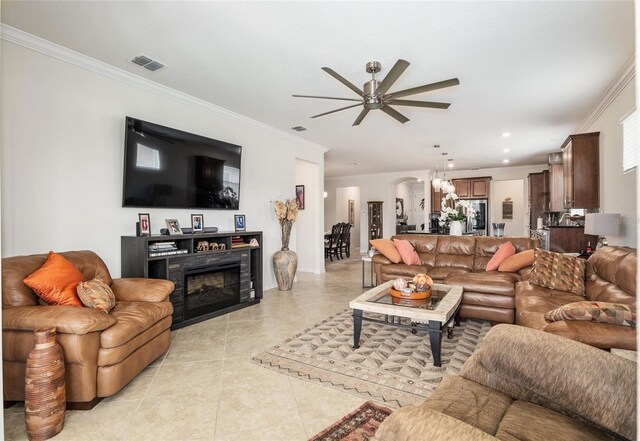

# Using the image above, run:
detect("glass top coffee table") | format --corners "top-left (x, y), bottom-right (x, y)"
top-left (349, 280), bottom-right (463, 367)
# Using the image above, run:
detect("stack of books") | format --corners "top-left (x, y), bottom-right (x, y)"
top-left (149, 242), bottom-right (188, 257)
top-left (231, 236), bottom-right (250, 249)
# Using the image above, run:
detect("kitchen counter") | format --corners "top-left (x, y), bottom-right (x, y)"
top-left (545, 225), bottom-right (584, 229)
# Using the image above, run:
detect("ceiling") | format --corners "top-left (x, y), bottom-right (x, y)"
top-left (2, 1), bottom-right (635, 178)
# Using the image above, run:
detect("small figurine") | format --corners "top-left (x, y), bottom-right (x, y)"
top-left (196, 241), bottom-right (209, 252)
top-left (218, 243), bottom-right (226, 250)
top-left (249, 238), bottom-right (259, 247)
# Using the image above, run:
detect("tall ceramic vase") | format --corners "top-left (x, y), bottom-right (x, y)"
top-left (25, 327), bottom-right (66, 441)
top-left (449, 220), bottom-right (463, 236)
top-left (273, 220), bottom-right (297, 291)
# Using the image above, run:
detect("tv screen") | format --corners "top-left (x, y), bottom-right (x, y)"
top-left (122, 117), bottom-right (241, 209)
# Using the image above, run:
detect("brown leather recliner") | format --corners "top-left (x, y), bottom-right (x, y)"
top-left (2, 250), bottom-right (174, 408)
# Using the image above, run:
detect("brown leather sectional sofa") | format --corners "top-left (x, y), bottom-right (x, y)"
top-left (373, 235), bottom-right (637, 350)
top-left (374, 324), bottom-right (636, 441)
top-left (372, 235), bottom-right (539, 324)
top-left (516, 246), bottom-right (636, 350)
top-left (2, 251), bottom-right (174, 408)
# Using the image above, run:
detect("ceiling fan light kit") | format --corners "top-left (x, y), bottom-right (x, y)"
top-left (293, 59), bottom-right (459, 126)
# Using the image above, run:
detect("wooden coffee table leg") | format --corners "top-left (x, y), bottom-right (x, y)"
top-left (353, 309), bottom-right (363, 349)
top-left (429, 320), bottom-right (442, 367)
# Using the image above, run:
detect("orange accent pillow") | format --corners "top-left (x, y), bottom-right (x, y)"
top-left (23, 251), bottom-right (84, 306)
top-left (369, 239), bottom-right (402, 263)
top-left (486, 241), bottom-right (516, 271)
top-left (499, 249), bottom-right (535, 272)
top-left (393, 239), bottom-right (421, 265)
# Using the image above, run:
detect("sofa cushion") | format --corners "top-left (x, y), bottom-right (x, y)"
top-left (98, 316), bottom-right (172, 366)
top-left (585, 247), bottom-right (637, 303)
top-left (542, 319), bottom-right (638, 350)
top-left (380, 263), bottom-right (429, 281)
top-left (499, 250), bottom-right (535, 272)
top-left (424, 375), bottom-right (513, 436)
top-left (427, 267), bottom-right (469, 282)
top-left (446, 272), bottom-right (521, 297)
top-left (495, 400), bottom-right (618, 441)
top-left (486, 241), bottom-right (515, 271)
top-left (23, 251), bottom-right (84, 307)
top-left (100, 301), bottom-right (173, 348)
top-left (529, 249), bottom-right (586, 296)
top-left (77, 278), bottom-right (116, 312)
top-left (435, 236), bottom-right (476, 270)
top-left (545, 301), bottom-right (636, 328)
top-left (473, 237), bottom-right (539, 271)
top-left (393, 239), bottom-right (421, 265)
top-left (370, 239), bottom-right (402, 263)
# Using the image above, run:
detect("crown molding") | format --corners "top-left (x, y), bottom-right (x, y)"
top-left (577, 55), bottom-right (635, 132)
top-left (0, 24), bottom-right (329, 153)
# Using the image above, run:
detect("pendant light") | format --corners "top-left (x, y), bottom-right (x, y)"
top-left (432, 158), bottom-right (442, 190)
top-left (440, 167), bottom-right (449, 193)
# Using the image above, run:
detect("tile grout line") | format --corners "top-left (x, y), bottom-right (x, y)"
top-left (288, 375), bottom-right (311, 440)
top-left (211, 314), bottom-right (229, 440)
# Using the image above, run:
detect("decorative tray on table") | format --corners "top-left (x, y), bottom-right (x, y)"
top-left (389, 286), bottom-right (432, 300)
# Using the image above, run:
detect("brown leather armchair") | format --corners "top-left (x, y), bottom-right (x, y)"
top-left (2, 250), bottom-right (174, 409)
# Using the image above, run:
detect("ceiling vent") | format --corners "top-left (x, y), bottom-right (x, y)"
top-left (130, 54), bottom-right (167, 72)
top-left (291, 126), bottom-right (307, 132)
top-left (548, 152), bottom-right (563, 164)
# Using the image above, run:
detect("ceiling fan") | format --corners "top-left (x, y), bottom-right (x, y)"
top-left (293, 59), bottom-right (459, 126)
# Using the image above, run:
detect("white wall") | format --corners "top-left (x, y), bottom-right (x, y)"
top-left (492, 180), bottom-right (526, 236)
top-left (334, 186), bottom-right (360, 248)
top-left (325, 171), bottom-right (432, 252)
top-left (295, 159), bottom-right (322, 273)
top-left (1, 37), bottom-right (326, 289)
top-left (584, 79), bottom-right (636, 247)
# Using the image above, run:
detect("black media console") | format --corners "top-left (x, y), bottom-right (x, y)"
top-left (121, 231), bottom-right (263, 330)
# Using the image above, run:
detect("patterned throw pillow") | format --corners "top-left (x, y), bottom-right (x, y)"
top-left (545, 302), bottom-right (636, 328)
top-left (77, 278), bottom-right (116, 312)
top-left (528, 249), bottom-right (586, 296)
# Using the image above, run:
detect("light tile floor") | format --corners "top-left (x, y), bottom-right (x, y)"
top-left (4, 251), bottom-right (369, 441)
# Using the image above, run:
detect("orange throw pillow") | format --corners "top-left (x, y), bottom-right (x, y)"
top-left (369, 239), bottom-right (402, 263)
top-left (23, 251), bottom-right (84, 306)
top-left (499, 249), bottom-right (535, 272)
top-left (486, 241), bottom-right (516, 271)
top-left (393, 239), bottom-right (421, 265)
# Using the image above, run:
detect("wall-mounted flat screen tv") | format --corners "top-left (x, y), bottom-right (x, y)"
top-left (122, 117), bottom-right (241, 209)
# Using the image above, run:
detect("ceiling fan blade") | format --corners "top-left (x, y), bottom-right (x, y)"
top-left (387, 99), bottom-right (451, 109)
top-left (380, 105), bottom-right (409, 124)
top-left (375, 59), bottom-right (410, 96)
top-left (292, 94), bottom-right (362, 102)
top-left (386, 78), bottom-right (460, 99)
top-left (321, 67), bottom-right (364, 97)
top-left (352, 108), bottom-right (370, 126)
top-left (310, 103), bottom-right (362, 119)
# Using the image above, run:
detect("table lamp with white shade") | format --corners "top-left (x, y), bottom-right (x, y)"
top-left (584, 213), bottom-right (621, 249)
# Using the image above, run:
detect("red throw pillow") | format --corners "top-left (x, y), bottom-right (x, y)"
top-left (486, 241), bottom-right (516, 271)
top-left (23, 251), bottom-right (84, 306)
top-left (393, 239), bottom-right (421, 265)
top-left (369, 239), bottom-right (402, 263)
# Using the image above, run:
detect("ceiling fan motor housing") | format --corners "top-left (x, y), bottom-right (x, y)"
top-left (363, 79), bottom-right (383, 109)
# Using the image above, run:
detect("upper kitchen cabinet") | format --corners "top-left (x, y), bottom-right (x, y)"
top-left (549, 163), bottom-right (564, 211)
top-left (453, 179), bottom-right (470, 198)
top-left (562, 132), bottom-right (599, 209)
top-left (471, 177), bottom-right (491, 198)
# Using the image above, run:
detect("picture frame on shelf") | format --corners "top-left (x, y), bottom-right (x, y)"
top-left (191, 214), bottom-right (204, 233)
top-left (165, 219), bottom-right (183, 235)
top-left (234, 214), bottom-right (246, 232)
top-left (138, 213), bottom-right (151, 236)
top-left (296, 184), bottom-right (305, 209)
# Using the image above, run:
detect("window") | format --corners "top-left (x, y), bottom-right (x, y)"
top-left (622, 109), bottom-right (638, 172)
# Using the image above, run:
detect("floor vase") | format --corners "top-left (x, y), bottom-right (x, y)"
top-left (449, 221), bottom-right (463, 236)
top-left (273, 249), bottom-right (297, 291)
top-left (25, 327), bottom-right (66, 441)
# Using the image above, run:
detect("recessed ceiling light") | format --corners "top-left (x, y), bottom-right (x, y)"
top-left (502, 132), bottom-right (511, 138)
top-left (352, 162), bottom-right (360, 166)
top-left (503, 159), bottom-right (510, 163)
top-left (291, 126), bottom-right (307, 132)
top-left (417, 178), bottom-right (422, 182)
top-left (503, 148), bottom-right (510, 153)
top-left (441, 152), bottom-right (448, 156)
top-left (433, 144), bottom-right (440, 148)
top-left (448, 163), bottom-right (454, 168)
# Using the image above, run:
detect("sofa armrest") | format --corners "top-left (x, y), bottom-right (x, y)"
top-left (373, 405), bottom-right (497, 441)
top-left (460, 324), bottom-right (636, 440)
top-left (3, 306), bottom-right (117, 335)
top-left (517, 266), bottom-right (533, 280)
top-left (110, 278), bottom-right (174, 302)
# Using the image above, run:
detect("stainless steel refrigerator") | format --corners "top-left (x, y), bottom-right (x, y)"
top-left (469, 199), bottom-right (488, 235)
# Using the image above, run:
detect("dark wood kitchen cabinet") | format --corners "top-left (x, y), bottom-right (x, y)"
top-left (549, 163), bottom-right (564, 211)
top-left (528, 171), bottom-right (549, 229)
top-left (562, 132), bottom-right (599, 209)
top-left (548, 227), bottom-right (598, 254)
top-left (430, 184), bottom-right (443, 213)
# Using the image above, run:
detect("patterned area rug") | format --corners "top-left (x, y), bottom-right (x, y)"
top-left (308, 401), bottom-right (392, 441)
top-left (253, 309), bottom-right (491, 408)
